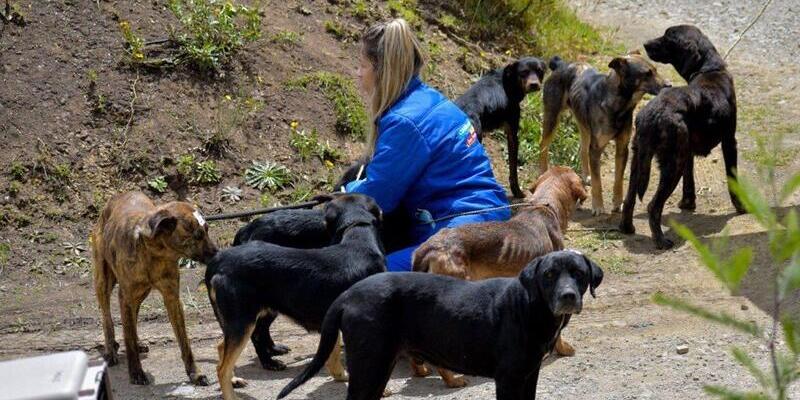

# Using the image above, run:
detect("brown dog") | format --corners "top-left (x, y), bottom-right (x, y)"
top-left (91, 192), bottom-right (217, 385)
top-left (411, 166), bottom-right (587, 383)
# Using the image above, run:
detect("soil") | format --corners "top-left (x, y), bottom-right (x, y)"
top-left (0, 0), bottom-right (798, 399)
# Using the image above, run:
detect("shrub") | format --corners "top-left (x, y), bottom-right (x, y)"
top-left (245, 161), bottom-right (292, 191)
top-left (9, 162), bottom-right (26, 180)
top-left (270, 30), bottom-right (302, 49)
top-left (148, 176), bottom-right (168, 193)
top-left (194, 160), bottom-right (222, 184)
top-left (286, 72), bottom-right (367, 140)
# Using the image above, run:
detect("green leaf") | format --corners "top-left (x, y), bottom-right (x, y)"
top-left (704, 385), bottom-right (770, 400)
top-left (782, 318), bottom-right (800, 357)
top-left (731, 347), bottom-right (772, 390)
top-left (781, 172), bottom-right (800, 202)
top-left (729, 176), bottom-right (776, 229)
top-left (779, 256), bottom-right (800, 300)
top-left (652, 293), bottom-right (762, 337)
top-left (673, 222), bottom-right (751, 291)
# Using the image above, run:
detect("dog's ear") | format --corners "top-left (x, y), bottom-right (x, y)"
top-left (324, 201), bottom-right (343, 232)
top-left (608, 57), bottom-right (629, 75)
top-left (146, 210), bottom-right (178, 239)
top-left (518, 257), bottom-right (543, 300)
top-left (582, 254), bottom-right (604, 298)
top-left (312, 193), bottom-right (335, 204)
top-left (571, 175), bottom-right (588, 203)
top-left (367, 198), bottom-right (383, 224)
top-left (503, 61), bottom-right (520, 81)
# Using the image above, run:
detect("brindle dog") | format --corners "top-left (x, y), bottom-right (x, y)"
top-left (92, 191), bottom-right (217, 385)
top-left (540, 52), bottom-right (670, 215)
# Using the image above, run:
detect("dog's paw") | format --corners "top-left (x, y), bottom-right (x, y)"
top-left (231, 377), bottom-right (248, 388)
top-left (331, 371), bottom-right (349, 382)
top-left (268, 343), bottom-right (290, 356)
top-left (190, 373), bottom-right (210, 386)
top-left (555, 340), bottom-right (576, 357)
top-left (678, 198), bottom-right (696, 211)
top-left (611, 204), bottom-right (622, 213)
top-left (102, 350), bottom-right (119, 366)
top-left (129, 369), bottom-right (151, 385)
top-left (382, 389), bottom-right (393, 397)
top-left (443, 375), bottom-right (469, 388)
top-left (260, 358), bottom-right (287, 371)
top-left (619, 221), bottom-right (635, 235)
top-left (591, 206), bottom-right (606, 216)
top-left (410, 363), bottom-right (431, 377)
top-left (655, 237), bottom-right (674, 250)
top-left (137, 343), bottom-right (149, 354)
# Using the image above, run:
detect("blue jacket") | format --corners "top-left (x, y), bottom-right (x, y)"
top-left (346, 76), bottom-right (510, 243)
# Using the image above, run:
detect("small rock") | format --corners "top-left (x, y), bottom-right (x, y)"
top-left (164, 384), bottom-right (194, 397)
top-left (676, 345), bottom-right (689, 355)
top-left (741, 304), bottom-right (749, 310)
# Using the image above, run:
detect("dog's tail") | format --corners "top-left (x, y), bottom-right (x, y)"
top-left (632, 118), bottom-right (656, 200)
top-left (277, 296), bottom-right (345, 399)
top-left (548, 56), bottom-right (567, 71)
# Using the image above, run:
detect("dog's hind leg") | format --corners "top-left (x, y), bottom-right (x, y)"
top-left (345, 344), bottom-right (398, 400)
top-left (577, 123), bottom-right (592, 185)
top-left (218, 321), bottom-right (257, 400)
top-left (119, 288), bottom-right (150, 385)
top-left (678, 158), bottom-right (697, 211)
top-left (522, 366), bottom-right (541, 400)
top-left (156, 277), bottom-right (208, 386)
top-left (325, 333), bottom-right (349, 382)
top-left (437, 368), bottom-right (468, 388)
top-left (721, 134), bottom-right (745, 213)
top-left (251, 311), bottom-right (289, 371)
top-left (589, 141), bottom-right (606, 215)
top-left (93, 251), bottom-right (118, 366)
top-left (648, 155), bottom-right (685, 249)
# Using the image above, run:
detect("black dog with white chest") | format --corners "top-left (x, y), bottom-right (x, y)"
top-left (279, 250), bottom-right (603, 400)
top-left (456, 57), bottom-right (547, 198)
top-left (206, 194), bottom-right (386, 400)
top-left (620, 25), bottom-right (745, 249)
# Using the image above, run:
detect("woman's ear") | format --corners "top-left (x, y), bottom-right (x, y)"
top-left (582, 254), bottom-right (604, 298)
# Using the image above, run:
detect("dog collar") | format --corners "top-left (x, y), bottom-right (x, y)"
top-left (688, 66), bottom-right (724, 82)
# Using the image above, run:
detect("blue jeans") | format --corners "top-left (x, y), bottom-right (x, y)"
top-left (386, 210), bottom-right (509, 272)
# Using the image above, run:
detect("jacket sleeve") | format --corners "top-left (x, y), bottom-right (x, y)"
top-left (345, 114), bottom-right (431, 213)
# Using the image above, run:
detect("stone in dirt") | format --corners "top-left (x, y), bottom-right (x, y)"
top-left (676, 345), bottom-right (690, 355)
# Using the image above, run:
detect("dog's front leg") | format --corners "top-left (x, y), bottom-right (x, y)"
top-left (119, 290), bottom-right (149, 385)
top-left (505, 120), bottom-right (524, 198)
top-left (679, 158), bottom-right (697, 210)
top-left (93, 257), bottom-right (118, 366)
top-left (721, 134), bottom-right (745, 214)
top-left (495, 375), bottom-right (526, 400)
top-left (589, 143), bottom-right (605, 215)
top-left (612, 132), bottom-right (631, 212)
top-left (157, 279), bottom-right (209, 386)
top-left (325, 333), bottom-right (349, 382)
top-left (578, 124), bottom-right (592, 185)
top-left (523, 365), bottom-right (541, 400)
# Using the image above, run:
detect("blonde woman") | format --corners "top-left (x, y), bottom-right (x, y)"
top-left (345, 19), bottom-right (510, 271)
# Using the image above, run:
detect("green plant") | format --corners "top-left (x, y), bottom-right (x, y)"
top-left (653, 135), bottom-right (800, 399)
top-left (349, 0), bottom-right (371, 20)
top-left (387, 0), bottom-right (420, 28)
top-left (166, 0), bottom-right (262, 71)
top-left (194, 160), bottom-right (222, 184)
top-left (270, 30), bottom-right (302, 48)
top-left (221, 186), bottom-right (242, 203)
top-left (10, 161), bottom-right (27, 180)
top-left (52, 163), bottom-right (72, 184)
top-left (148, 176), bottom-right (168, 193)
top-left (177, 154), bottom-right (196, 176)
top-left (62, 241), bottom-right (87, 256)
top-left (290, 124), bottom-right (320, 161)
top-left (119, 20), bottom-right (145, 62)
top-left (286, 182), bottom-right (314, 203)
top-left (8, 181), bottom-right (21, 197)
top-left (0, 243), bottom-right (10, 267)
top-left (286, 72), bottom-right (367, 140)
top-left (245, 161), bottom-right (292, 191)
top-left (324, 20), bottom-right (358, 42)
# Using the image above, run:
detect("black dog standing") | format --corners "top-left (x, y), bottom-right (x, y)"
top-left (279, 250), bottom-right (603, 400)
top-left (620, 25), bottom-right (745, 249)
top-left (456, 57), bottom-right (547, 198)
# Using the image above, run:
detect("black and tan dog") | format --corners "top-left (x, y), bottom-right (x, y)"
top-left (279, 250), bottom-right (603, 400)
top-left (206, 194), bottom-right (385, 400)
top-left (456, 57), bottom-right (547, 198)
top-left (620, 25), bottom-right (745, 249)
top-left (540, 52), bottom-right (670, 215)
top-left (92, 192), bottom-right (217, 385)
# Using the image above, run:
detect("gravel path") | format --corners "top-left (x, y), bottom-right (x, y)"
top-left (569, 0), bottom-right (799, 67)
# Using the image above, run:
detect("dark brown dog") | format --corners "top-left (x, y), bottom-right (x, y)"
top-left (412, 166), bottom-right (587, 381)
top-left (540, 52), bottom-right (670, 215)
top-left (91, 192), bottom-right (217, 385)
top-left (620, 25), bottom-right (745, 249)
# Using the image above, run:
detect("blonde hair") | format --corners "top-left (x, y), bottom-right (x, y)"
top-left (361, 18), bottom-right (424, 155)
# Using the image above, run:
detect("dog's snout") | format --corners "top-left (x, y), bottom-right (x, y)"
top-left (527, 79), bottom-right (541, 92)
top-left (559, 290), bottom-right (578, 304)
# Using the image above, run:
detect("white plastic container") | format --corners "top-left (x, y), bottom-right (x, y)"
top-left (0, 351), bottom-right (112, 400)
